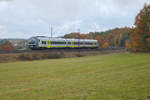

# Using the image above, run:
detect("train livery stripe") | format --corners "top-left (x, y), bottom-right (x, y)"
top-left (39, 45), bottom-right (94, 48)
top-left (48, 40), bottom-right (51, 48)
top-left (38, 45), bottom-right (96, 48)
top-left (39, 45), bottom-right (67, 48)
top-left (72, 41), bottom-right (74, 48)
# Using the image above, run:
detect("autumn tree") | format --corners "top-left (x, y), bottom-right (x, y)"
top-left (125, 40), bottom-right (131, 50)
top-left (103, 42), bottom-right (109, 48)
top-left (94, 36), bottom-right (105, 48)
top-left (131, 4), bottom-right (150, 51)
top-left (1, 41), bottom-right (14, 51)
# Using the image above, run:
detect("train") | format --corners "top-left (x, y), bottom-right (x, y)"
top-left (28, 36), bottom-right (98, 50)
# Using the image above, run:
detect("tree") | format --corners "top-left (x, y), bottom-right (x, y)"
top-left (94, 36), bottom-right (105, 48)
top-left (1, 41), bottom-right (14, 51)
top-left (125, 40), bottom-right (131, 50)
top-left (103, 42), bottom-right (109, 48)
top-left (131, 4), bottom-right (150, 51)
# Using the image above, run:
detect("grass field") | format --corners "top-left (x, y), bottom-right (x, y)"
top-left (0, 53), bottom-right (150, 100)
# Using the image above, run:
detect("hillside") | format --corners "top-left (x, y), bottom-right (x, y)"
top-left (0, 53), bottom-right (150, 100)
top-left (64, 27), bottom-right (132, 48)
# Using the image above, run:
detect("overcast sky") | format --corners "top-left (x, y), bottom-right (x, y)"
top-left (0, 0), bottom-right (150, 38)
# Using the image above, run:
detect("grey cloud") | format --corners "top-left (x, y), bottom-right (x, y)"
top-left (0, 0), bottom-right (150, 38)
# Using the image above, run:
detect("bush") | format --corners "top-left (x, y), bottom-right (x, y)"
top-left (1, 41), bottom-right (15, 51)
top-left (76, 54), bottom-right (85, 57)
top-left (18, 54), bottom-right (33, 61)
top-left (18, 51), bottom-right (65, 61)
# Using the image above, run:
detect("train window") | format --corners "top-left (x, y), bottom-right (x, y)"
top-left (68, 42), bottom-right (71, 44)
top-left (74, 42), bottom-right (79, 45)
top-left (51, 41), bottom-right (66, 44)
top-left (85, 42), bottom-right (93, 45)
top-left (74, 42), bottom-right (84, 45)
top-left (42, 41), bottom-right (47, 45)
top-left (79, 42), bottom-right (84, 45)
top-left (29, 40), bottom-right (35, 44)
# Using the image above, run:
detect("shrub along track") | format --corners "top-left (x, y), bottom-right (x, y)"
top-left (0, 47), bottom-right (125, 54)
top-left (0, 48), bottom-right (126, 63)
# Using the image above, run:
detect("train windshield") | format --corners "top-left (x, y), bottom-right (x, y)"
top-left (28, 38), bottom-right (36, 44)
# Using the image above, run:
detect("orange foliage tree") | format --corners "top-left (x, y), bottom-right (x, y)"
top-left (125, 40), bottom-right (131, 50)
top-left (103, 42), bottom-right (109, 48)
top-left (131, 4), bottom-right (150, 51)
top-left (94, 36), bottom-right (105, 48)
top-left (1, 41), bottom-right (14, 51)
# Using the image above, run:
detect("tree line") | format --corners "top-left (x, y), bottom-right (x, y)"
top-left (64, 27), bottom-right (132, 48)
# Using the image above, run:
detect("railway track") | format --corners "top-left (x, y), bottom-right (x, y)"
top-left (0, 47), bottom-right (126, 54)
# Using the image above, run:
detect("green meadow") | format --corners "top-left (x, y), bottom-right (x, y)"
top-left (0, 53), bottom-right (150, 100)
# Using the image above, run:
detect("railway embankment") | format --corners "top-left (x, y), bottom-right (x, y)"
top-left (0, 48), bottom-right (126, 63)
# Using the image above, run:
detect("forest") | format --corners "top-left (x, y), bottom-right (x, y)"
top-left (64, 27), bottom-right (131, 48)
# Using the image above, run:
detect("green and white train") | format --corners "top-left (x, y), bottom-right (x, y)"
top-left (28, 36), bottom-right (98, 50)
